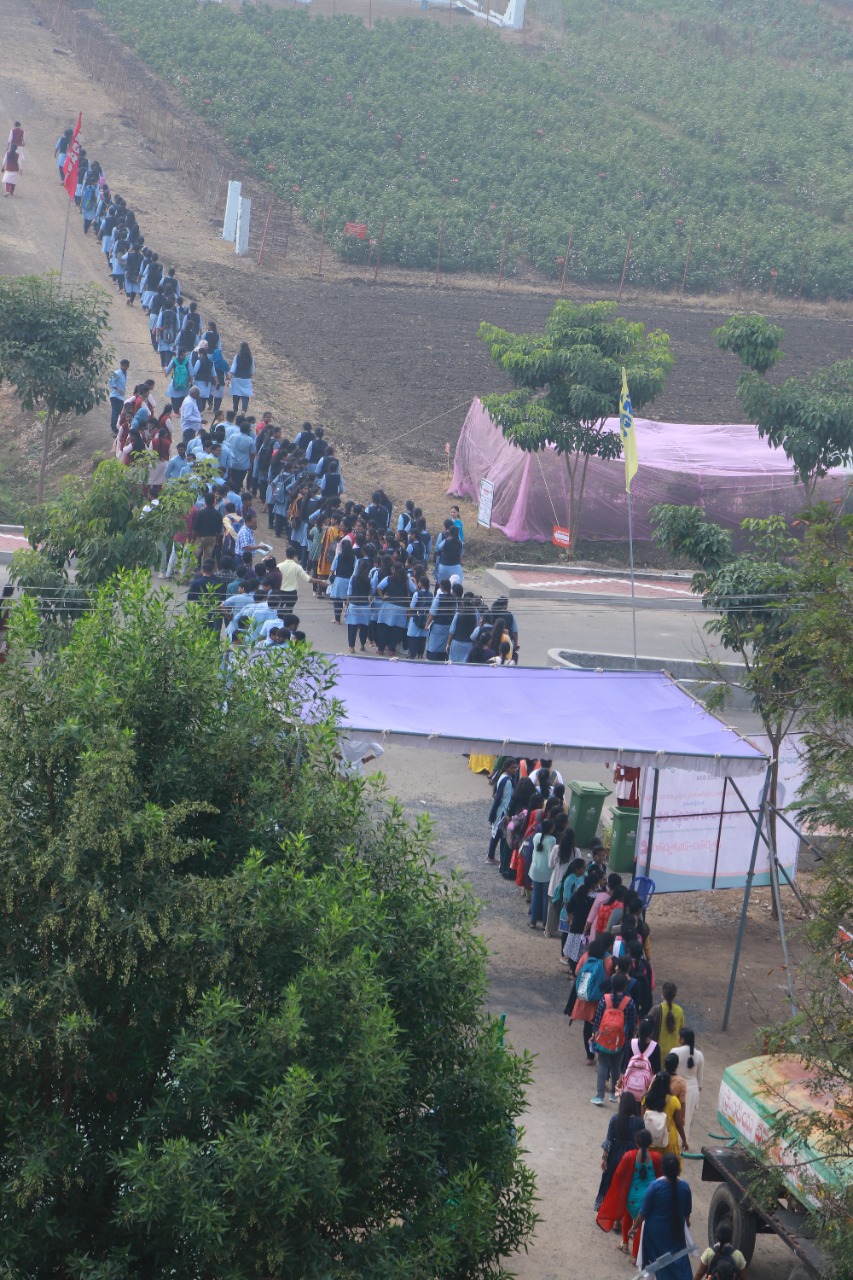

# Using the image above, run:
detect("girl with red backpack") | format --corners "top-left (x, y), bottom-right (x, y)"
top-left (590, 972), bottom-right (636, 1105)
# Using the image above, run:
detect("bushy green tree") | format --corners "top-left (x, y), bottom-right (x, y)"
top-left (760, 506), bottom-right (853, 1277)
top-left (0, 576), bottom-right (536, 1280)
top-left (0, 273), bottom-right (112, 500)
top-left (10, 456), bottom-right (213, 648)
top-left (715, 314), bottom-right (853, 491)
top-left (651, 505), bottom-right (805, 912)
top-left (480, 300), bottom-right (672, 550)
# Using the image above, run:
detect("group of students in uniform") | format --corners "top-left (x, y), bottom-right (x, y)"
top-left (485, 757), bottom-right (740, 1280)
top-left (53, 121), bottom-right (257, 451)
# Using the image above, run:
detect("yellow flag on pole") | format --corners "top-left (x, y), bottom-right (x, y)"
top-left (620, 366), bottom-right (638, 494)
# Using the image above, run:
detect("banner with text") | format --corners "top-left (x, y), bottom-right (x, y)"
top-left (637, 733), bottom-right (804, 892)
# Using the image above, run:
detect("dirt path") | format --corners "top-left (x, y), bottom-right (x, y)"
top-left (0, 0), bottom-right (322, 496)
top-left (379, 746), bottom-right (801, 1280)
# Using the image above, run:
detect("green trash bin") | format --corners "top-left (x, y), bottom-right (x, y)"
top-left (609, 806), bottom-right (639, 874)
top-left (566, 780), bottom-right (612, 848)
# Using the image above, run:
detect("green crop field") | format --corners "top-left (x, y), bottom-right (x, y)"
top-left (96, 0), bottom-right (853, 297)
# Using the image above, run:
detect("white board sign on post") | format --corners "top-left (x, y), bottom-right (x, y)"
top-left (478, 478), bottom-right (495, 529)
top-left (222, 181), bottom-right (241, 242)
top-left (235, 196), bottom-right (252, 256)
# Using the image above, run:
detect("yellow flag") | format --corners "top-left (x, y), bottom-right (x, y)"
top-left (620, 367), bottom-right (638, 494)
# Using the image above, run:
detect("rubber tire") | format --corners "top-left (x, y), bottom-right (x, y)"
top-left (708, 1183), bottom-right (758, 1265)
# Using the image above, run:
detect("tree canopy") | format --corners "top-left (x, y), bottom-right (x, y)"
top-left (0, 577), bottom-right (536, 1279)
top-left (10, 456), bottom-right (201, 647)
top-left (651, 504), bottom-right (805, 915)
top-left (480, 300), bottom-right (672, 548)
top-left (0, 273), bottom-right (113, 499)
top-left (760, 507), bottom-right (853, 1276)
top-left (714, 314), bottom-right (853, 490)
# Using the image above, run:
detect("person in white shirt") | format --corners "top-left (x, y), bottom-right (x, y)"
top-left (180, 388), bottom-right (203, 438)
top-left (276, 545), bottom-right (315, 608)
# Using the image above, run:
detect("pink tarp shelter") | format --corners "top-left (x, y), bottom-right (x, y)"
top-left (328, 656), bottom-right (767, 778)
top-left (450, 398), bottom-right (850, 542)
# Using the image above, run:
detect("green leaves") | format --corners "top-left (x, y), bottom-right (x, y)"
top-left (716, 315), bottom-right (853, 488)
top-left (714, 314), bottom-right (784, 375)
top-left (480, 300), bottom-right (673, 545)
top-left (0, 272), bottom-right (113, 498)
top-left (0, 579), bottom-right (537, 1277)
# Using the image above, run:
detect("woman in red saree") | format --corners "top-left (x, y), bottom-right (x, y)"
top-left (596, 1129), bottom-right (662, 1257)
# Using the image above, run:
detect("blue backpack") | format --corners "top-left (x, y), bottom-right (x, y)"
top-left (576, 956), bottom-right (607, 1003)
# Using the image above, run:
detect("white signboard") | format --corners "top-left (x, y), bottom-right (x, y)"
top-left (478, 478), bottom-right (495, 529)
top-left (637, 733), bottom-right (804, 892)
top-left (222, 180), bottom-right (241, 242)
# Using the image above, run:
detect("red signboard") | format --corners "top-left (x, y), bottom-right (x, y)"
top-left (552, 525), bottom-right (572, 548)
top-left (344, 222), bottom-right (368, 239)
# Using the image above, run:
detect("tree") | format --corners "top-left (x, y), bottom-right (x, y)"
top-left (651, 504), bottom-right (805, 914)
top-left (10, 456), bottom-right (204, 647)
top-left (715, 313), bottom-right (853, 492)
top-left (0, 272), bottom-right (113, 500)
top-left (759, 507), bottom-right (853, 1277)
top-left (479, 300), bottom-right (673, 552)
top-left (0, 577), bottom-right (537, 1279)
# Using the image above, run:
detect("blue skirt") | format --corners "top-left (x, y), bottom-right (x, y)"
top-left (329, 575), bottom-right (350, 600)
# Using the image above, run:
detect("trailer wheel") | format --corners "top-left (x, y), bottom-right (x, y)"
top-left (708, 1184), bottom-right (758, 1264)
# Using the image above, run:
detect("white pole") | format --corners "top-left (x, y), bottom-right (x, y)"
top-left (222, 180), bottom-right (241, 241)
top-left (235, 197), bottom-right (252, 256)
top-left (627, 487), bottom-right (638, 668)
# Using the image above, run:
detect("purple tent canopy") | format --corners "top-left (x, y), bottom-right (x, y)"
top-left (328, 656), bottom-right (767, 778)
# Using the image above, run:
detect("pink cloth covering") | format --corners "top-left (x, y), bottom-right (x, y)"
top-left (449, 398), bottom-right (850, 543)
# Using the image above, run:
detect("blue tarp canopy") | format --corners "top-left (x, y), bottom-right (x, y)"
top-left (327, 658), bottom-right (768, 778)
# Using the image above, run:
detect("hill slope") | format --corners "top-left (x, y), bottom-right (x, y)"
top-left (96, 0), bottom-right (853, 297)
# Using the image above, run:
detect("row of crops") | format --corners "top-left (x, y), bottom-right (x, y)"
top-left (95, 0), bottom-right (853, 297)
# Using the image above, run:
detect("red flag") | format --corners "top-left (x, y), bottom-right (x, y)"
top-left (344, 221), bottom-right (367, 239)
top-left (63, 113), bottom-right (82, 199)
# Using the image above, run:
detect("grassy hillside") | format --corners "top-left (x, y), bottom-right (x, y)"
top-left (96, 0), bottom-right (853, 297)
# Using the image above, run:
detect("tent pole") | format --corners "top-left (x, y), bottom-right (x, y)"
top-left (643, 767), bottom-right (660, 877)
top-left (711, 775), bottom-right (728, 890)
top-left (728, 779), bottom-right (813, 916)
top-left (765, 807), bottom-right (797, 1020)
top-left (722, 762), bottom-right (772, 1032)
top-left (627, 488), bottom-right (638, 668)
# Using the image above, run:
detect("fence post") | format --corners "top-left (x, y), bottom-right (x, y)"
top-left (736, 240), bottom-right (750, 305)
top-left (318, 207), bottom-right (327, 275)
top-left (679, 235), bottom-right (693, 300)
top-left (373, 216), bottom-right (386, 283)
top-left (282, 204), bottom-right (294, 261)
top-left (497, 227), bottom-right (510, 288)
top-left (559, 226), bottom-right (574, 294)
top-left (796, 246), bottom-right (809, 311)
top-left (435, 217), bottom-right (445, 285)
top-left (617, 231), bottom-right (632, 303)
top-left (257, 199), bottom-right (274, 266)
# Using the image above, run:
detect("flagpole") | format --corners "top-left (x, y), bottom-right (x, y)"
top-left (58, 111), bottom-right (82, 287)
top-left (627, 486), bottom-right (638, 669)
top-left (619, 365), bottom-right (639, 670)
top-left (58, 194), bottom-right (73, 286)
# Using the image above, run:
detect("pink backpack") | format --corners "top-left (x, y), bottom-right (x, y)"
top-left (621, 1037), bottom-right (656, 1100)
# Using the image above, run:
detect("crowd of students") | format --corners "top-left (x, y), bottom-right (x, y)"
top-left (55, 119), bottom-right (531, 666)
top-left (484, 759), bottom-right (734, 1280)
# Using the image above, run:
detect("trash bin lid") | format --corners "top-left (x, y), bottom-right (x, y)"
top-left (567, 781), bottom-right (612, 797)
